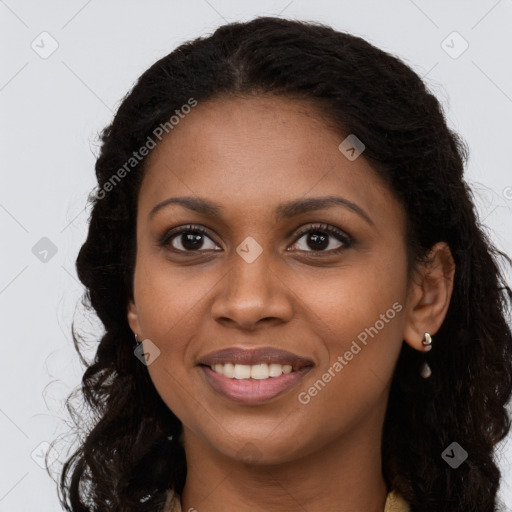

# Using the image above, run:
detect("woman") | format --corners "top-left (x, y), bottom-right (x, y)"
top-left (57, 16), bottom-right (512, 512)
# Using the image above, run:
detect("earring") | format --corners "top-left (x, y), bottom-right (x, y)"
top-left (420, 361), bottom-right (432, 379)
top-left (134, 333), bottom-right (142, 348)
top-left (420, 332), bottom-right (432, 378)
top-left (421, 332), bottom-right (432, 351)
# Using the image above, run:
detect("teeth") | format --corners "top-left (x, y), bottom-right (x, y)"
top-left (234, 364), bottom-right (251, 379)
top-left (211, 363), bottom-right (293, 379)
top-left (269, 363), bottom-right (285, 377)
top-left (222, 363), bottom-right (234, 378)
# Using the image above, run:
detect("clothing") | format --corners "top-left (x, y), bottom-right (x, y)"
top-left (162, 488), bottom-right (410, 511)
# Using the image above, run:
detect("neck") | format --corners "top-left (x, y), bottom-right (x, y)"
top-left (180, 406), bottom-right (389, 512)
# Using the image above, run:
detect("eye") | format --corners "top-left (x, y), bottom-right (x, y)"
top-left (159, 225), bottom-right (220, 253)
top-left (288, 223), bottom-right (352, 254)
top-left (159, 222), bottom-right (352, 255)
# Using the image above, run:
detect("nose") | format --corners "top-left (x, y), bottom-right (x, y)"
top-left (210, 250), bottom-right (294, 330)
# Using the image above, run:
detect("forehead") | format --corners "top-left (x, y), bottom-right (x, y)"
top-left (144, 94), bottom-right (342, 172)
top-left (138, 95), bottom-right (401, 227)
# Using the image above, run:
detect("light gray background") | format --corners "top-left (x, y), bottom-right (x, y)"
top-left (1, 1), bottom-right (511, 510)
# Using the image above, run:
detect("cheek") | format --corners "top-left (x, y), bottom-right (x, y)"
top-left (132, 261), bottom-right (205, 422)
top-left (291, 276), bottom-right (405, 439)
top-left (293, 252), bottom-right (407, 380)
top-left (297, 250), bottom-right (406, 332)
top-left (133, 253), bottom-right (217, 343)
top-left (131, 258), bottom-right (205, 394)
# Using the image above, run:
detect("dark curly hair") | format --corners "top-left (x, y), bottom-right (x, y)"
top-left (53, 16), bottom-right (512, 512)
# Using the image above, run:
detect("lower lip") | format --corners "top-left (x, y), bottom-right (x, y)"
top-left (199, 365), bottom-right (313, 404)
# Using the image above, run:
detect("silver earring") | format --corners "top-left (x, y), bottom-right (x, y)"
top-left (134, 333), bottom-right (141, 343)
top-left (420, 332), bottom-right (432, 378)
top-left (420, 361), bottom-right (432, 379)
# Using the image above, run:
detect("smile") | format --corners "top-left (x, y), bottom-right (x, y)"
top-left (197, 346), bottom-right (314, 404)
top-left (199, 364), bottom-right (313, 404)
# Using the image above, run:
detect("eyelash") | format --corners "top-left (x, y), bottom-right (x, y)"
top-left (158, 223), bottom-right (353, 256)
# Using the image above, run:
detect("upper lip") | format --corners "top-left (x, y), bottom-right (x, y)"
top-left (197, 347), bottom-right (314, 370)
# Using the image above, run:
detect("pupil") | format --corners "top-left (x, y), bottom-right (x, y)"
top-left (182, 232), bottom-right (203, 250)
top-left (308, 233), bottom-right (328, 250)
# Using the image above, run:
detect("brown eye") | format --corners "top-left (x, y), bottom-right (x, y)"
top-left (289, 223), bottom-right (352, 254)
top-left (160, 225), bottom-right (221, 253)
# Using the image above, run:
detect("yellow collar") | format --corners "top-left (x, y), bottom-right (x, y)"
top-left (163, 488), bottom-right (410, 511)
top-left (384, 490), bottom-right (410, 511)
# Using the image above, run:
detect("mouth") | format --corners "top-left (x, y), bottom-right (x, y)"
top-left (197, 347), bottom-right (314, 404)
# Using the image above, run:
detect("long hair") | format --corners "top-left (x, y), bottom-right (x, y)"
top-left (55, 16), bottom-right (512, 511)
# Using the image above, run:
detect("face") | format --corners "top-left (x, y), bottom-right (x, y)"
top-left (127, 95), bottom-right (412, 464)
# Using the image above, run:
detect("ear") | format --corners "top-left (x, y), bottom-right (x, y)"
top-left (127, 299), bottom-right (142, 337)
top-left (402, 241), bottom-right (456, 351)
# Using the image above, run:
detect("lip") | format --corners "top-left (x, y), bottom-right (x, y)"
top-left (197, 346), bottom-right (314, 404)
top-left (197, 346), bottom-right (314, 370)
top-left (199, 365), bottom-right (313, 404)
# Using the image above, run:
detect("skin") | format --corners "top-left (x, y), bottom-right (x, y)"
top-left (127, 95), bottom-right (455, 512)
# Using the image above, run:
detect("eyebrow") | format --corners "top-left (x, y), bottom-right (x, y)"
top-left (148, 195), bottom-right (374, 226)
